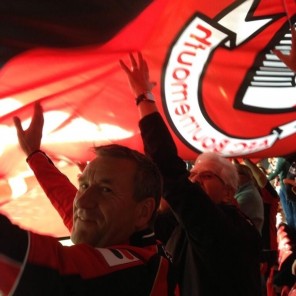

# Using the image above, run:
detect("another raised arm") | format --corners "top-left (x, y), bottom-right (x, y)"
top-left (243, 158), bottom-right (268, 188)
top-left (13, 102), bottom-right (44, 156)
top-left (13, 102), bottom-right (76, 231)
top-left (120, 52), bottom-right (158, 118)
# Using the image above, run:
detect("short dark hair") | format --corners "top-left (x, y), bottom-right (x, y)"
top-left (93, 144), bottom-right (162, 226)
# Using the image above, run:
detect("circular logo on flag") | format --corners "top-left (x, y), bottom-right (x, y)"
top-left (162, 1), bottom-right (296, 157)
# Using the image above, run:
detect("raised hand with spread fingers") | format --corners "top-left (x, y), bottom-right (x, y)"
top-left (13, 102), bottom-right (44, 156)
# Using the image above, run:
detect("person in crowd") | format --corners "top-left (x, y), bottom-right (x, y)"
top-left (267, 157), bottom-right (294, 229)
top-left (266, 158), bottom-right (280, 189)
top-left (271, 223), bottom-right (296, 295)
top-left (120, 52), bottom-right (262, 296)
top-left (274, 24), bottom-right (296, 233)
top-left (284, 159), bottom-right (296, 196)
top-left (3, 103), bottom-right (178, 295)
top-left (243, 158), bottom-right (279, 251)
top-left (284, 171), bottom-right (296, 197)
top-left (234, 163), bottom-right (264, 234)
top-left (242, 159), bottom-right (280, 295)
top-left (267, 23), bottom-right (296, 295)
top-left (272, 24), bottom-right (296, 229)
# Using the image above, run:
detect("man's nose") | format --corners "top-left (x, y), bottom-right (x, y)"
top-left (74, 187), bottom-right (97, 208)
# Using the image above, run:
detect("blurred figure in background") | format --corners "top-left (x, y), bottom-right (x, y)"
top-left (267, 157), bottom-right (294, 229)
top-left (234, 163), bottom-right (264, 234)
top-left (243, 158), bottom-right (280, 295)
top-left (243, 159), bottom-right (279, 251)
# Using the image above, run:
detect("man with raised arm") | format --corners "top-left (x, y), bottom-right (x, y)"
top-left (120, 53), bottom-right (262, 296)
top-left (1, 103), bottom-right (178, 295)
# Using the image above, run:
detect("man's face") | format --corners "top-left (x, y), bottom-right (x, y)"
top-left (190, 170), bottom-right (228, 204)
top-left (71, 155), bottom-right (141, 247)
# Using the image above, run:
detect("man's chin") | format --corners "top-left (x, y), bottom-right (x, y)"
top-left (70, 228), bottom-right (88, 244)
top-left (70, 230), bottom-right (101, 247)
top-left (70, 231), bottom-right (82, 244)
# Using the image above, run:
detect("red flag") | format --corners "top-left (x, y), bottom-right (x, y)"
top-left (0, 0), bottom-right (295, 234)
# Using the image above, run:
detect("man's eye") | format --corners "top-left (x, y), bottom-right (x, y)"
top-left (102, 187), bottom-right (112, 193)
top-left (203, 174), bottom-right (212, 178)
top-left (79, 184), bottom-right (88, 190)
top-left (199, 174), bottom-right (213, 180)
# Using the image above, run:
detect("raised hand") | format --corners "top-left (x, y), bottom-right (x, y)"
top-left (273, 25), bottom-right (296, 72)
top-left (120, 52), bottom-right (156, 97)
top-left (13, 102), bottom-right (44, 156)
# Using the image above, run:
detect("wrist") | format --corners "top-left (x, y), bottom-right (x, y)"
top-left (135, 92), bottom-right (155, 106)
top-left (26, 150), bottom-right (54, 165)
top-left (26, 149), bottom-right (46, 162)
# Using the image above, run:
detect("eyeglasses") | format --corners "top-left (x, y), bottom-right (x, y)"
top-left (190, 171), bottom-right (225, 184)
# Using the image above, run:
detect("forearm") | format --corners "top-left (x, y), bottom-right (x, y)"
top-left (243, 159), bottom-right (267, 188)
top-left (27, 151), bottom-right (76, 230)
top-left (137, 98), bottom-right (158, 119)
top-left (139, 112), bottom-right (226, 232)
top-left (139, 112), bottom-right (188, 177)
top-left (284, 178), bottom-right (296, 186)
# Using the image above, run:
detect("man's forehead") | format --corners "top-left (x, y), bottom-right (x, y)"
top-left (78, 167), bottom-right (114, 186)
top-left (78, 158), bottom-right (107, 178)
top-left (191, 165), bottom-right (213, 174)
top-left (198, 170), bottom-right (215, 175)
top-left (79, 156), bottom-right (136, 180)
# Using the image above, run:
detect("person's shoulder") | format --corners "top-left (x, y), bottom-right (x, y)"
top-left (235, 183), bottom-right (258, 198)
top-left (220, 204), bottom-right (243, 218)
top-left (221, 204), bottom-right (258, 228)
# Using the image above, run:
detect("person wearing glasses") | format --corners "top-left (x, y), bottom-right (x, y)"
top-left (120, 53), bottom-right (262, 296)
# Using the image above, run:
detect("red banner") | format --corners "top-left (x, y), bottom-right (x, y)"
top-left (0, 0), bottom-right (295, 234)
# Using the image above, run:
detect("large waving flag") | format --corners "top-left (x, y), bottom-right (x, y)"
top-left (0, 0), bottom-right (295, 235)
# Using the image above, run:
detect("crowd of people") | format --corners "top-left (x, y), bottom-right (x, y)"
top-left (0, 25), bottom-right (295, 296)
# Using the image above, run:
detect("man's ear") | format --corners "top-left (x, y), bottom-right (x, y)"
top-left (135, 197), bottom-right (156, 229)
